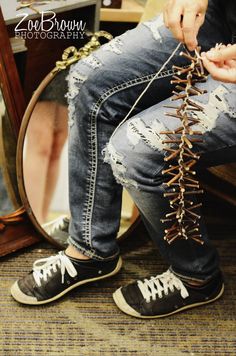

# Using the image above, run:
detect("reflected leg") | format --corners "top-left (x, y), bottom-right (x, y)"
top-left (24, 101), bottom-right (55, 223)
top-left (24, 102), bottom-right (68, 223)
top-left (42, 104), bottom-right (68, 220)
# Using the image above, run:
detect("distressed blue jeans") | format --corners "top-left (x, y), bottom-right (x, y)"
top-left (67, 0), bottom-right (236, 281)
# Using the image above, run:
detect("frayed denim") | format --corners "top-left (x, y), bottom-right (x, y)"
top-left (66, 0), bottom-right (235, 280)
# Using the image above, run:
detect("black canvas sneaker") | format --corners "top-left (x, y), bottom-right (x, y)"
top-left (11, 251), bottom-right (122, 305)
top-left (113, 269), bottom-right (224, 318)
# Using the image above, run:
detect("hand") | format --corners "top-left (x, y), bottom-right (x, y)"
top-left (201, 44), bottom-right (236, 83)
top-left (164, 0), bottom-right (208, 51)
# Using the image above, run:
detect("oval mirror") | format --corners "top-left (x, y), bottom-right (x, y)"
top-left (17, 33), bottom-right (140, 249)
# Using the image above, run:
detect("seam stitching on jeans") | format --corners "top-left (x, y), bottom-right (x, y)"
top-left (82, 69), bottom-right (174, 254)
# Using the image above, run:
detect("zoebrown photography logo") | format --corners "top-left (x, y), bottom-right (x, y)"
top-left (15, 11), bottom-right (86, 39)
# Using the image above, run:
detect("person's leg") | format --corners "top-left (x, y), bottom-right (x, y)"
top-left (108, 78), bottom-right (236, 317)
top-left (66, 0), bottom-right (231, 261)
top-left (12, 16), bottom-right (180, 304)
top-left (11, 0), bottom-right (232, 305)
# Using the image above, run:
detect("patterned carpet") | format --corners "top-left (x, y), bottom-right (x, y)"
top-left (0, 222), bottom-right (235, 356)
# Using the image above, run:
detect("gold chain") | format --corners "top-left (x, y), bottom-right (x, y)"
top-left (52, 31), bottom-right (113, 74)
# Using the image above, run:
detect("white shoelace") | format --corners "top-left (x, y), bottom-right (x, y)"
top-left (137, 270), bottom-right (189, 303)
top-left (33, 251), bottom-right (77, 287)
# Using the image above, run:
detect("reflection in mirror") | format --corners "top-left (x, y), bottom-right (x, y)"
top-left (0, 89), bottom-right (21, 215)
top-left (24, 75), bottom-right (68, 224)
top-left (20, 67), bottom-right (139, 249)
top-left (22, 69), bottom-right (69, 230)
top-left (24, 102), bottom-right (68, 224)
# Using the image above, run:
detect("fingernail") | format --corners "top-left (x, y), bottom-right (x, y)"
top-left (206, 50), bottom-right (216, 58)
top-left (201, 52), bottom-right (206, 57)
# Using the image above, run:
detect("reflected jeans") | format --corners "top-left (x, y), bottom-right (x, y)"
top-left (66, 0), bottom-right (236, 281)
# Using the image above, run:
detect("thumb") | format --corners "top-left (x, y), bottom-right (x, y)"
top-left (206, 44), bottom-right (236, 62)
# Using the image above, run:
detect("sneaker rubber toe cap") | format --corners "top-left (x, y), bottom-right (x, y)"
top-left (11, 281), bottom-right (38, 305)
top-left (113, 287), bottom-right (141, 318)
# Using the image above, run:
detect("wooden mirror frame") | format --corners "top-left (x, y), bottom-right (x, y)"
top-left (17, 63), bottom-right (65, 249)
top-left (0, 9), bottom-right (25, 136)
top-left (0, 7), bottom-right (40, 257)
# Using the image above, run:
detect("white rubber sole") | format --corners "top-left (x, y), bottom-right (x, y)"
top-left (11, 257), bottom-right (122, 305)
top-left (113, 283), bottom-right (225, 319)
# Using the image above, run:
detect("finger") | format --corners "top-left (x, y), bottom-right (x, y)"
top-left (202, 53), bottom-right (236, 69)
top-left (225, 59), bottom-right (236, 68)
top-left (202, 55), bottom-right (235, 83)
top-left (167, 5), bottom-right (184, 42)
top-left (209, 68), bottom-right (236, 83)
top-left (201, 54), bottom-right (219, 72)
top-left (206, 44), bottom-right (236, 62)
top-left (182, 8), bottom-right (199, 51)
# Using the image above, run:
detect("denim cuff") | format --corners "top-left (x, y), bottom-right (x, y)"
top-left (67, 236), bottom-right (120, 261)
top-left (170, 266), bottom-right (221, 283)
